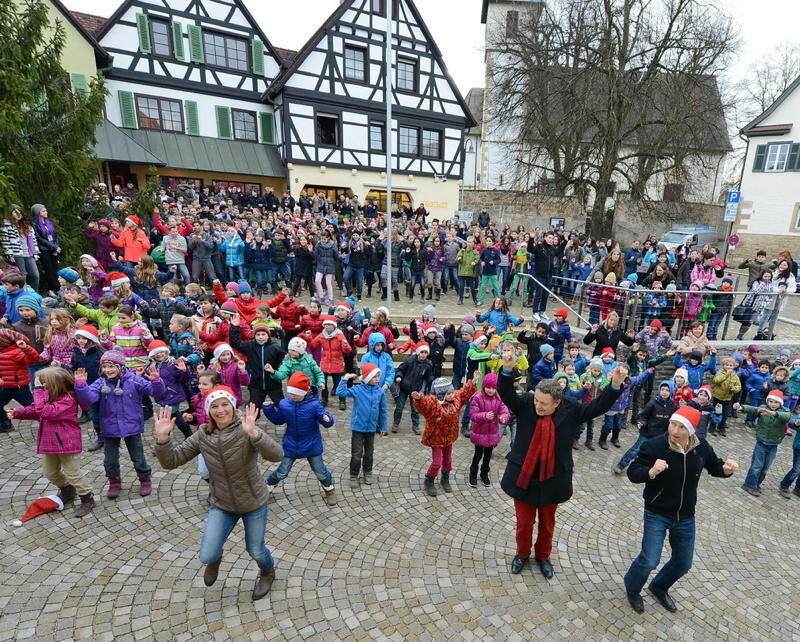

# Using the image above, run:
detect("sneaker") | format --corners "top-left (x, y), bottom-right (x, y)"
top-left (612, 464), bottom-right (625, 476)
top-left (349, 475), bottom-right (359, 488)
top-left (779, 486), bottom-right (792, 499)
top-left (266, 484), bottom-right (276, 498)
top-left (363, 472), bottom-right (373, 485)
top-left (531, 313), bottom-right (541, 323)
top-left (540, 312), bottom-right (549, 321)
top-left (412, 426), bottom-right (421, 435)
top-left (468, 473), bottom-right (478, 488)
top-left (741, 483), bottom-right (760, 497)
top-left (793, 486), bottom-right (800, 498)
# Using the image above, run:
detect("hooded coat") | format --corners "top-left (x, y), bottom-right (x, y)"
top-left (469, 390), bottom-right (510, 447)
top-left (263, 393), bottom-right (335, 458)
top-left (335, 379), bottom-right (387, 433)
top-left (308, 327), bottom-right (352, 373)
top-left (359, 333), bottom-right (395, 387)
top-left (14, 389), bottom-right (82, 454)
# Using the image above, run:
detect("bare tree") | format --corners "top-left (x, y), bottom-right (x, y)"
top-left (488, 0), bottom-right (738, 237)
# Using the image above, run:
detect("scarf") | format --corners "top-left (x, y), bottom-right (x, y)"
top-left (322, 326), bottom-right (341, 339)
top-left (516, 414), bottom-right (556, 488)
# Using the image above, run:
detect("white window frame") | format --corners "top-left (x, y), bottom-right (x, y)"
top-left (765, 143), bottom-right (791, 172)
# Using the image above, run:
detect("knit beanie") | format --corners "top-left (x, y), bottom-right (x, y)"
top-left (219, 300), bottom-right (238, 316)
top-left (432, 377), bottom-right (454, 400)
top-left (673, 367), bottom-right (689, 383)
top-left (588, 357), bottom-right (603, 370)
top-left (460, 323), bottom-right (475, 336)
top-left (225, 281), bottom-right (239, 295)
top-left (540, 344), bottom-right (554, 358)
top-left (482, 373), bottom-right (498, 388)
top-left (15, 294), bottom-right (41, 314)
top-left (213, 343), bottom-right (233, 360)
top-left (251, 319), bottom-right (271, 335)
top-left (237, 280), bottom-right (252, 294)
top-left (99, 350), bottom-right (126, 367)
top-left (670, 406), bottom-right (701, 435)
top-left (649, 319), bottom-right (662, 329)
top-left (57, 268), bottom-right (80, 283)
top-left (288, 336), bottom-right (307, 354)
top-left (554, 308), bottom-right (568, 320)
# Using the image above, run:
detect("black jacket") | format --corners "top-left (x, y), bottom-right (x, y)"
top-left (583, 325), bottom-right (635, 357)
top-left (498, 371), bottom-right (621, 506)
top-left (518, 330), bottom-right (562, 368)
top-left (395, 354), bottom-right (434, 394)
top-left (636, 395), bottom-right (677, 439)
top-left (229, 326), bottom-right (285, 391)
top-left (409, 320), bottom-right (446, 378)
top-left (627, 434), bottom-right (730, 520)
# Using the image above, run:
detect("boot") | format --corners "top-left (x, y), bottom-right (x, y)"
top-left (381, 288), bottom-right (388, 300)
top-left (139, 477), bottom-right (152, 496)
top-left (74, 493), bottom-right (95, 518)
top-left (585, 439), bottom-right (596, 451)
top-left (480, 472), bottom-right (491, 486)
top-left (204, 557), bottom-right (222, 586)
top-left (404, 283), bottom-right (410, 298)
top-left (339, 397), bottom-right (346, 411)
top-left (458, 296), bottom-right (464, 305)
top-left (426, 287), bottom-right (433, 301)
top-left (58, 485), bottom-right (77, 504)
top-left (424, 475), bottom-right (438, 497)
top-left (435, 288), bottom-right (440, 301)
top-left (611, 429), bottom-right (621, 448)
top-left (393, 290), bottom-right (400, 302)
top-left (87, 438), bottom-right (104, 452)
top-left (106, 477), bottom-right (122, 499)
top-left (469, 471), bottom-right (478, 488)
top-left (321, 389), bottom-right (329, 407)
top-left (572, 439), bottom-right (580, 450)
top-left (366, 285), bottom-right (372, 298)
top-left (322, 484), bottom-right (337, 506)
top-left (252, 567), bottom-right (276, 600)
top-left (598, 436), bottom-right (608, 450)
top-left (717, 426), bottom-right (727, 437)
top-left (440, 471), bottom-right (452, 493)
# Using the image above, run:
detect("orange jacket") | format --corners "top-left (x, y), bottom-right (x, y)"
top-left (414, 380), bottom-right (476, 448)
top-left (110, 227), bottom-right (151, 263)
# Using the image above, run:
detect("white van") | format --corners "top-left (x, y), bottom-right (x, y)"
top-left (658, 227), bottom-right (719, 251)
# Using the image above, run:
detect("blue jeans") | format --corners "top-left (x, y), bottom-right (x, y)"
top-left (409, 270), bottom-right (425, 297)
top-left (394, 390), bottom-right (420, 429)
top-left (499, 265), bottom-right (511, 293)
top-left (601, 413), bottom-right (623, 436)
top-left (442, 265), bottom-right (458, 293)
top-left (197, 454), bottom-right (209, 480)
top-left (706, 312), bottom-right (723, 338)
top-left (198, 504), bottom-right (274, 570)
top-left (780, 448), bottom-right (800, 489)
top-left (271, 262), bottom-right (291, 288)
top-left (744, 440), bottom-right (779, 489)
top-left (227, 265), bottom-right (245, 281)
top-left (103, 433), bottom-right (152, 479)
top-left (624, 510), bottom-right (695, 595)
top-left (343, 265), bottom-right (365, 298)
top-left (168, 263), bottom-right (191, 283)
top-left (619, 433), bottom-right (649, 469)
top-left (267, 455), bottom-right (333, 488)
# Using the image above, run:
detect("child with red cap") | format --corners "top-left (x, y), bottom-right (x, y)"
top-left (735, 390), bottom-right (793, 497)
top-left (262, 372), bottom-right (337, 506)
top-left (548, 308), bottom-right (573, 361)
top-left (336, 363), bottom-right (387, 486)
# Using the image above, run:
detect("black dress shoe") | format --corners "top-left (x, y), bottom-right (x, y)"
top-left (536, 558), bottom-right (554, 579)
top-left (649, 587), bottom-right (677, 612)
top-left (510, 555), bottom-right (529, 574)
top-left (627, 592), bottom-right (645, 613)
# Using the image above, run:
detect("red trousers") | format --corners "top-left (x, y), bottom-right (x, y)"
top-left (514, 500), bottom-right (557, 560)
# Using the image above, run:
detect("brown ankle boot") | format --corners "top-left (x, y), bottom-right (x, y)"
top-left (252, 567), bottom-right (275, 600)
top-left (74, 493), bottom-right (95, 518)
top-left (204, 557), bottom-right (222, 587)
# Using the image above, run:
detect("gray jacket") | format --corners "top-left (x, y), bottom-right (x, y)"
top-left (156, 418), bottom-right (283, 514)
top-left (163, 233), bottom-right (187, 264)
top-left (443, 240), bottom-right (462, 266)
top-left (313, 239), bottom-right (338, 274)
top-left (188, 232), bottom-right (216, 260)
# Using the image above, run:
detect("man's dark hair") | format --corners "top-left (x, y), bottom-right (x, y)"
top-left (535, 379), bottom-right (563, 401)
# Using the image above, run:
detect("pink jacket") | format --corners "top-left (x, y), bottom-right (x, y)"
top-left (15, 389), bottom-right (82, 454)
top-left (209, 359), bottom-right (251, 406)
top-left (41, 329), bottom-right (76, 367)
top-left (468, 391), bottom-right (510, 448)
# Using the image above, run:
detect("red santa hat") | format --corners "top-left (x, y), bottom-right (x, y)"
top-left (767, 389), bottom-right (785, 405)
top-left (74, 324), bottom-right (100, 344)
top-left (12, 495), bottom-right (64, 527)
top-left (423, 323), bottom-right (438, 336)
top-left (286, 372), bottom-right (311, 396)
top-left (125, 215), bottom-right (143, 228)
top-left (670, 406), bottom-right (702, 435)
top-left (601, 347), bottom-right (616, 356)
top-left (321, 315), bottom-right (337, 327)
top-left (473, 333), bottom-right (487, 346)
top-left (360, 363), bottom-right (381, 384)
top-left (335, 301), bottom-right (352, 314)
top-left (148, 340), bottom-right (170, 358)
top-left (203, 385), bottom-right (237, 414)
top-left (695, 385), bottom-right (713, 400)
top-left (107, 272), bottom-right (130, 288)
top-left (415, 341), bottom-right (430, 355)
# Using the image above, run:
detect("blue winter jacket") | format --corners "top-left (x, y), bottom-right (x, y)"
top-left (151, 359), bottom-right (190, 405)
top-left (451, 336), bottom-right (471, 378)
top-left (217, 234), bottom-right (245, 267)
top-left (530, 356), bottom-right (556, 387)
top-left (76, 370), bottom-right (165, 438)
top-left (262, 393), bottom-right (334, 458)
top-left (359, 333), bottom-right (395, 387)
top-left (71, 345), bottom-right (102, 383)
top-left (548, 320), bottom-right (573, 360)
top-left (476, 308), bottom-right (522, 334)
top-left (623, 248), bottom-right (642, 276)
top-left (245, 242), bottom-right (270, 271)
top-left (672, 353), bottom-right (717, 390)
top-left (745, 370), bottom-right (772, 403)
top-left (335, 379), bottom-right (387, 433)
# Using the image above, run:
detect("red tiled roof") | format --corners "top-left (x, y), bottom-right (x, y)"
top-left (69, 10), bottom-right (107, 35)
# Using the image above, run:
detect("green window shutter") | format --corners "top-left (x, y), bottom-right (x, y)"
top-left (70, 73), bottom-right (88, 95)
top-left (259, 112), bottom-right (274, 144)
top-left (171, 21), bottom-right (185, 60)
top-left (216, 106), bottom-right (232, 139)
top-left (251, 39), bottom-right (265, 75)
top-left (185, 101), bottom-right (199, 135)
top-left (118, 91), bottom-right (137, 128)
top-left (787, 143), bottom-right (800, 171)
top-left (136, 13), bottom-right (151, 54)
top-left (752, 144), bottom-right (767, 172)
top-left (188, 25), bottom-right (204, 63)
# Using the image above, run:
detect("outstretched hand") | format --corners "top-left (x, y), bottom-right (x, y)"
top-left (241, 403), bottom-right (260, 438)
top-left (154, 405), bottom-right (175, 441)
top-left (608, 364), bottom-right (629, 388)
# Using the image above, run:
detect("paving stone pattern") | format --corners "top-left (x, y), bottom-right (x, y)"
top-left (1, 292), bottom-right (799, 640)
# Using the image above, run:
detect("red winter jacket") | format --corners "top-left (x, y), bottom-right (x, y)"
top-left (273, 299), bottom-right (308, 334)
top-left (0, 333), bottom-right (44, 388)
top-left (299, 313), bottom-right (325, 338)
top-left (308, 330), bottom-right (352, 373)
top-left (212, 283), bottom-right (286, 325)
top-left (355, 325), bottom-right (396, 352)
top-left (153, 211), bottom-right (193, 237)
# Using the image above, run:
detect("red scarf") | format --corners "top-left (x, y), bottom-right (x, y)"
top-left (516, 415), bottom-right (556, 488)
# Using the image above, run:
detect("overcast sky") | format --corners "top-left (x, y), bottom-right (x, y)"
top-left (63, 0), bottom-right (800, 122)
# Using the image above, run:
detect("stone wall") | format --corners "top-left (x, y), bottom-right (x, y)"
top-left (611, 195), bottom-right (725, 246)
top-left (459, 190), bottom-right (585, 231)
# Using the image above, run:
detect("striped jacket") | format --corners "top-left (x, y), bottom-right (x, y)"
top-left (110, 320), bottom-right (153, 365)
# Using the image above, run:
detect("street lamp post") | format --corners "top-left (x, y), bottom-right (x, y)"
top-left (384, 0), bottom-right (394, 310)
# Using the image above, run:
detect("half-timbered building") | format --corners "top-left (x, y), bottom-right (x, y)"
top-left (88, 0), bottom-right (287, 194)
top-left (266, 0), bottom-right (475, 217)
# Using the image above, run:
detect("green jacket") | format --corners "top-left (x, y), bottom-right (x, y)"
top-left (741, 404), bottom-right (793, 444)
top-left (456, 247), bottom-right (480, 277)
top-left (271, 353), bottom-right (325, 388)
top-left (70, 302), bottom-right (119, 333)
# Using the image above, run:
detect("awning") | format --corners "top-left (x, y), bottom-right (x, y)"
top-left (93, 119), bottom-right (165, 166)
top-left (124, 129), bottom-right (286, 178)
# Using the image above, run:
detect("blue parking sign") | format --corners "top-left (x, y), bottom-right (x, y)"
top-left (727, 191), bottom-right (740, 204)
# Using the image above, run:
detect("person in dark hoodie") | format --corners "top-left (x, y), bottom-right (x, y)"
top-left (518, 322), bottom-right (562, 379)
top-left (393, 342), bottom-right (434, 435)
top-left (613, 381), bottom-right (677, 475)
top-left (229, 316), bottom-right (285, 407)
top-left (622, 405), bottom-right (737, 614)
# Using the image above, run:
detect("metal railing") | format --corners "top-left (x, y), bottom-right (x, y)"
top-left (507, 274), bottom-right (798, 342)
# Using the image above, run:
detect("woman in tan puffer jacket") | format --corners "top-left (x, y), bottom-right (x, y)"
top-left (154, 386), bottom-right (282, 601)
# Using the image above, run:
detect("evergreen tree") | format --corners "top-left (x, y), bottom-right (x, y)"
top-left (0, 0), bottom-right (106, 261)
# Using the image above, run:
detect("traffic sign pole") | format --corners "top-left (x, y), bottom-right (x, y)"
top-left (723, 191), bottom-right (740, 263)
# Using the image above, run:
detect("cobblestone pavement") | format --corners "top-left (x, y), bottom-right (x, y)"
top-left (2, 398), bottom-right (799, 641)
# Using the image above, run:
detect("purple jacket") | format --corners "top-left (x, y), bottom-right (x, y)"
top-left (151, 359), bottom-right (190, 405)
top-left (76, 370), bottom-right (165, 438)
top-left (426, 246), bottom-right (445, 272)
top-left (469, 391), bottom-right (510, 448)
top-left (15, 389), bottom-right (82, 454)
top-left (84, 227), bottom-right (116, 268)
top-left (610, 370), bottom-right (653, 412)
